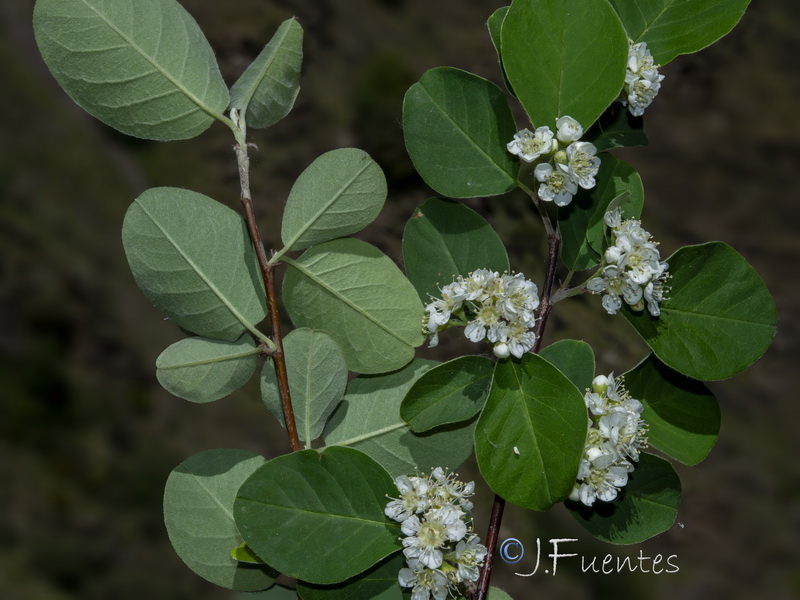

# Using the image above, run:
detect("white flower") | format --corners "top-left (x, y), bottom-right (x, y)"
top-left (390, 469), bottom-right (483, 599)
top-left (564, 141), bottom-right (601, 190)
top-left (588, 211), bottom-right (669, 316)
top-left (555, 115), bottom-right (584, 143)
top-left (572, 374), bottom-right (649, 507)
top-left (534, 162), bottom-right (578, 206)
top-left (622, 40), bottom-right (664, 117)
top-left (451, 535), bottom-right (488, 583)
top-left (398, 559), bottom-right (450, 600)
top-left (507, 126), bottom-right (555, 162)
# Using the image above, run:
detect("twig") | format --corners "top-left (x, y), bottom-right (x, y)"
top-left (234, 138), bottom-right (301, 453)
top-left (474, 188), bottom-right (561, 600)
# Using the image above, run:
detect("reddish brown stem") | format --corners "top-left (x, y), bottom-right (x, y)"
top-left (474, 209), bottom-right (561, 600)
top-left (235, 142), bottom-right (301, 453)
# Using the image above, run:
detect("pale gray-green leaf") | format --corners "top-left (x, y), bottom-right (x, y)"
top-left (230, 18), bottom-right (303, 129)
top-left (322, 359), bottom-right (476, 477)
top-left (157, 335), bottom-right (259, 403)
top-left (164, 449), bottom-right (274, 591)
top-left (282, 238), bottom-right (424, 374)
top-left (33, 0), bottom-right (229, 141)
top-left (122, 187), bottom-right (267, 342)
top-left (261, 328), bottom-right (347, 444)
top-left (280, 149), bottom-right (387, 254)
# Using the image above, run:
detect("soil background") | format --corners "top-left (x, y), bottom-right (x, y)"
top-left (1, 1), bottom-right (798, 599)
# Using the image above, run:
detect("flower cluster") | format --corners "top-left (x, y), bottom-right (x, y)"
top-left (424, 270), bottom-right (539, 359)
top-left (385, 468), bottom-right (487, 600)
top-left (507, 116), bottom-right (600, 207)
top-left (587, 209), bottom-right (669, 316)
top-left (570, 374), bottom-right (649, 506)
top-left (622, 39), bottom-right (665, 117)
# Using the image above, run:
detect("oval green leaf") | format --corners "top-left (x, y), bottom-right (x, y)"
top-left (566, 452), bottom-right (681, 544)
top-left (323, 359), bottom-right (476, 478)
top-left (234, 447), bottom-right (400, 585)
top-left (33, 0), bottom-right (229, 141)
top-left (122, 187), bottom-right (268, 342)
top-left (261, 328), bottom-right (347, 444)
top-left (539, 339), bottom-right (596, 393)
top-left (236, 585), bottom-right (298, 599)
top-left (403, 67), bottom-right (519, 198)
top-left (609, 0), bottom-right (751, 65)
top-left (487, 6), bottom-right (516, 98)
top-left (230, 18), bottom-right (303, 129)
top-left (403, 197), bottom-right (510, 301)
top-left (624, 354), bottom-right (719, 465)
top-left (279, 149), bottom-right (387, 254)
top-left (156, 334), bottom-right (260, 403)
top-left (502, 0), bottom-right (628, 129)
top-left (558, 155), bottom-right (644, 271)
top-left (282, 238), bottom-right (424, 374)
top-left (475, 354), bottom-right (588, 511)
top-left (584, 103), bottom-right (648, 153)
top-left (297, 553), bottom-right (405, 600)
top-left (401, 356), bottom-right (494, 433)
top-left (624, 242), bottom-right (777, 381)
top-left (163, 448), bottom-right (274, 591)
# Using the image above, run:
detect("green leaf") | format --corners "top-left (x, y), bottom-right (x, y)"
top-left (229, 18), bottom-right (303, 129)
top-left (486, 6), bottom-right (516, 98)
top-left (502, 0), bottom-right (628, 129)
top-left (237, 584), bottom-right (299, 599)
top-left (624, 242), bottom-right (776, 381)
top-left (122, 187), bottom-right (267, 342)
top-left (402, 197), bottom-right (510, 301)
top-left (558, 155), bottom-right (643, 271)
top-left (624, 355), bottom-right (720, 465)
top-left (282, 238), bottom-right (424, 374)
top-left (566, 453), bottom-right (681, 544)
top-left (609, 0), bottom-right (751, 65)
top-left (234, 447), bottom-right (400, 585)
top-left (279, 149), bottom-right (387, 254)
top-left (584, 103), bottom-right (648, 152)
top-left (156, 335), bottom-right (260, 403)
top-left (297, 553), bottom-right (405, 600)
top-left (402, 67), bottom-right (519, 198)
top-left (231, 543), bottom-right (266, 565)
top-left (539, 339), bottom-right (596, 393)
top-left (164, 449), bottom-right (275, 591)
top-left (323, 359), bottom-right (476, 477)
top-left (400, 356), bottom-right (494, 433)
top-left (33, 0), bottom-right (229, 141)
top-left (475, 354), bottom-right (588, 511)
top-left (261, 328), bottom-right (347, 444)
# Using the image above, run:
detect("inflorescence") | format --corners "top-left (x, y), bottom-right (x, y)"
top-left (507, 115), bottom-right (601, 207)
top-left (622, 39), bottom-right (665, 117)
top-left (424, 269), bottom-right (540, 359)
top-left (587, 209), bottom-right (670, 317)
top-left (385, 468), bottom-right (487, 600)
top-left (570, 374), bottom-right (649, 506)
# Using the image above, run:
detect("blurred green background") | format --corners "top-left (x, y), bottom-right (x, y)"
top-left (1, 0), bottom-right (798, 598)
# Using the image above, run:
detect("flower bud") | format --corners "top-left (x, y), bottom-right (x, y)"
top-left (592, 375), bottom-right (610, 394)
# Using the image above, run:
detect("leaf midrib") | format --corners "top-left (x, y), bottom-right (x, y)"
top-left (282, 158), bottom-right (374, 253)
top-left (135, 200), bottom-right (263, 341)
top-left (78, 0), bottom-right (225, 122)
top-left (283, 255), bottom-right (412, 346)
top-left (233, 19), bottom-right (295, 115)
top-left (158, 346), bottom-right (260, 370)
top-left (418, 78), bottom-right (514, 182)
